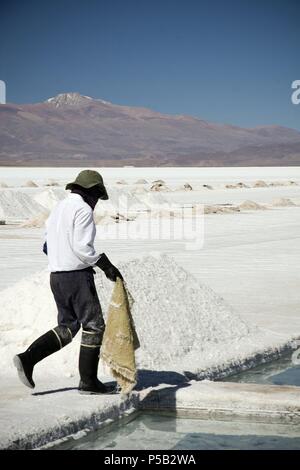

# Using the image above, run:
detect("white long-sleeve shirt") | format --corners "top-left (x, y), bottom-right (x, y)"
top-left (45, 193), bottom-right (100, 272)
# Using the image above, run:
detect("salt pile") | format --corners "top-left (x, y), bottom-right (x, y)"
top-left (152, 179), bottom-right (166, 185)
top-left (97, 255), bottom-right (257, 373)
top-left (268, 181), bottom-right (291, 187)
top-left (225, 183), bottom-right (249, 189)
top-left (22, 180), bottom-right (38, 188)
top-left (0, 190), bottom-right (47, 221)
top-left (45, 179), bottom-right (60, 187)
top-left (254, 180), bottom-right (268, 188)
top-left (239, 200), bottom-right (267, 211)
top-left (135, 179), bottom-right (148, 184)
top-left (1, 254), bottom-right (278, 380)
top-left (33, 188), bottom-right (66, 211)
top-left (271, 198), bottom-right (296, 207)
top-left (204, 205), bottom-right (240, 214)
top-left (150, 183), bottom-right (170, 191)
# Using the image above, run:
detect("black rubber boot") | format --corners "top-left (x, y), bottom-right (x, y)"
top-left (78, 345), bottom-right (108, 394)
top-left (13, 326), bottom-right (72, 389)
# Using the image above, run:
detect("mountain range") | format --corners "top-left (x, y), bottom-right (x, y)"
top-left (0, 92), bottom-right (300, 166)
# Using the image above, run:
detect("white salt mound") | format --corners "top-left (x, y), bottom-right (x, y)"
top-left (45, 179), bottom-right (59, 187)
top-left (1, 254), bottom-right (270, 380)
top-left (135, 179), bottom-right (148, 184)
top-left (239, 200), bottom-right (266, 211)
top-left (225, 182), bottom-right (250, 189)
top-left (0, 182), bottom-right (9, 188)
top-left (254, 180), bottom-right (268, 188)
top-left (236, 182), bottom-right (249, 188)
top-left (152, 179), bottom-right (166, 184)
top-left (271, 198), bottom-right (295, 207)
top-left (33, 188), bottom-right (67, 211)
top-left (269, 181), bottom-right (288, 187)
top-left (0, 190), bottom-right (47, 220)
top-left (23, 180), bottom-right (38, 188)
top-left (204, 205), bottom-right (240, 215)
top-left (150, 183), bottom-right (170, 192)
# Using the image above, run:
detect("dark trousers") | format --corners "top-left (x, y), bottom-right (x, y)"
top-left (50, 267), bottom-right (105, 338)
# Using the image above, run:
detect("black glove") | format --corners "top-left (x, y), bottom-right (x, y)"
top-left (43, 241), bottom-right (48, 255)
top-left (96, 253), bottom-right (123, 282)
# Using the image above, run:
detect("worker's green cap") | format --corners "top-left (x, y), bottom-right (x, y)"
top-left (65, 170), bottom-right (108, 200)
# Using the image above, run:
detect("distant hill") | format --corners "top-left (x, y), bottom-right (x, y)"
top-left (0, 92), bottom-right (300, 166)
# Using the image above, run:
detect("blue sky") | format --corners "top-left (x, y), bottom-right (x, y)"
top-left (0, 0), bottom-right (299, 129)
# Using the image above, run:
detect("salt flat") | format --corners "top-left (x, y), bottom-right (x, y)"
top-left (1, 167), bottom-right (299, 340)
top-left (0, 167), bottom-right (299, 448)
top-left (1, 166), bottom-right (300, 186)
top-left (1, 207), bottom-right (299, 337)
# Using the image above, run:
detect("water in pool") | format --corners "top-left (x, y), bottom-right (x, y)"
top-left (52, 355), bottom-right (300, 450)
top-left (224, 353), bottom-right (300, 386)
top-left (52, 412), bottom-right (300, 450)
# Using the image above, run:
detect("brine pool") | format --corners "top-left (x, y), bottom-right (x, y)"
top-left (223, 353), bottom-right (300, 387)
top-left (51, 356), bottom-right (300, 450)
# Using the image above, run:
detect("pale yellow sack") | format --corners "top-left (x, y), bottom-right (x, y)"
top-left (100, 278), bottom-right (140, 394)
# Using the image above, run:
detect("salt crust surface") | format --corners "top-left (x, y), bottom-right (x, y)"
top-left (0, 190), bottom-right (46, 219)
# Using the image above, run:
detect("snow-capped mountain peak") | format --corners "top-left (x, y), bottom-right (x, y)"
top-left (45, 92), bottom-right (110, 107)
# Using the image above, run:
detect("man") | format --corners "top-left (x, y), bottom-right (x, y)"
top-left (13, 170), bottom-right (122, 395)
